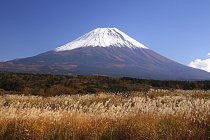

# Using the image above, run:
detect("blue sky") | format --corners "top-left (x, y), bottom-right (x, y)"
top-left (0, 0), bottom-right (210, 67)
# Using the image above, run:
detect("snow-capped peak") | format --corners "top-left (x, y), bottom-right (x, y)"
top-left (55, 28), bottom-right (149, 52)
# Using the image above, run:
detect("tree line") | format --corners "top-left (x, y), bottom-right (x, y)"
top-left (0, 72), bottom-right (210, 96)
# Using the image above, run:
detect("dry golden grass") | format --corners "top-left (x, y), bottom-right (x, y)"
top-left (0, 90), bottom-right (210, 140)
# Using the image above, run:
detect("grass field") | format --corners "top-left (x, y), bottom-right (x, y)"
top-left (0, 90), bottom-right (210, 140)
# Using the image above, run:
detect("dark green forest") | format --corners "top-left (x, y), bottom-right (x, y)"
top-left (0, 72), bottom-right (210, 96)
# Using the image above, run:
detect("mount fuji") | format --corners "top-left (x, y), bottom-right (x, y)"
top-left (0, 28), bottom-right (210, 80)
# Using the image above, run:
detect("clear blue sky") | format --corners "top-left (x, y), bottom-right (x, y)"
top-left (0, 0), bottom-right (210, 65)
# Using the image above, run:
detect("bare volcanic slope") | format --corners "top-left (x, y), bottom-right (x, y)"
top-left (0, 28), bottom-right (210, 80)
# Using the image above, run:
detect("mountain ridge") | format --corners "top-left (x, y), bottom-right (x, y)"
top-left (0, 28), bottom-right (210, 80)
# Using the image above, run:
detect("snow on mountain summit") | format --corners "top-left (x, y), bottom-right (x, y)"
top-left (55, 28), bottom-right (148, 52)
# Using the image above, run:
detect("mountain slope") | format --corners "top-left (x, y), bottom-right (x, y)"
top-left (0, 28), bottom-right (210, 80)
